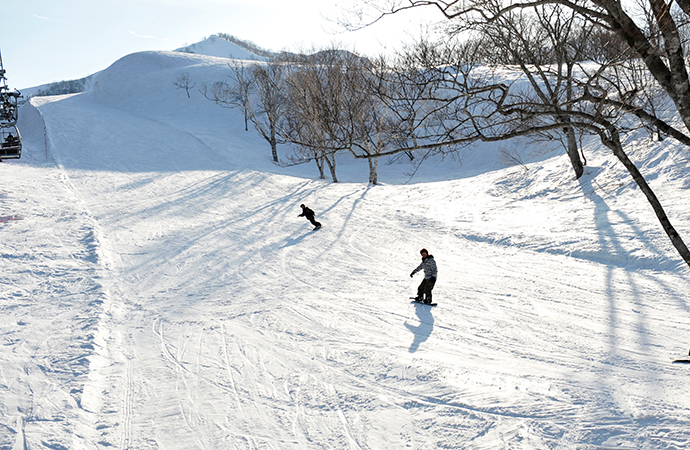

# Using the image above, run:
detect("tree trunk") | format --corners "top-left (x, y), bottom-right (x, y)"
top-left (324, 152), bottom-right (338, 183)
top-left (564, 127), bottom-right (584, 179)
top-left (269, 127), bottom-right (278, 163)
top-left (604, 130), bottom-right (690, 268)
top-left (593, 0), bottom-right (690, 134)
top-left (315, 153), bottom-right (325, 179)
top-left (564, 64), bottom-right (584, 179)
top-left (368, 156), bottom-right (379, 185)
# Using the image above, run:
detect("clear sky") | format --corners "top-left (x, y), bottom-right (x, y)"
top-left (0, 0), bottom-right (442, 90)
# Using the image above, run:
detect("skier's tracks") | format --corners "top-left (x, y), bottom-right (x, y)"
top-left (220, 322), bottom-right (245, 419)
top-left (121, 348), bottom-right (134, 450)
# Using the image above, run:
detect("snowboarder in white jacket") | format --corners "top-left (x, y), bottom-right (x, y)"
top-left (410, 248), bottom-right (437, 304)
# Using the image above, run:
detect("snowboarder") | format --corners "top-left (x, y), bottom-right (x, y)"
top-left (410, 248), bottom-right (437, 304)
top-left (299, 204), bottom-right (322, 230)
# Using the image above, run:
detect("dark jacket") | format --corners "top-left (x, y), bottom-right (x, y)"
top-left (299, 206), bottom-right (316, 220)
top-left (412, 255), bottom-right (437, 279)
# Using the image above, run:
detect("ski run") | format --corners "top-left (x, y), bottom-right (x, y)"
top-left (2, 39), bottom-right (690, 449)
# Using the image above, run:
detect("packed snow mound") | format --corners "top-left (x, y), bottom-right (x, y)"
top-left (74, 49), bottom-right (521, 180)
top-left (91, 50), bottom-right (228, 89)
top-left (86, 50), bottom-right (561, 181)
top-left (89, 50), bottom-right (245, 110)
top-left (175, 34), bottom-right (267, 61)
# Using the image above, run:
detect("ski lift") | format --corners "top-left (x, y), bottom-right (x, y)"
top-left (0, 126), bottom-right (21, 159)
top-left (0, 85), bottom-right (20, 125)
top-left (0, 49), bottom-right (21, 160)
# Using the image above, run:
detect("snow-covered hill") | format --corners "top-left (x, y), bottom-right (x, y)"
top-left (175, 34), bottom-right (269, 61)
top-left (2, 49), bottom-right (690, 449)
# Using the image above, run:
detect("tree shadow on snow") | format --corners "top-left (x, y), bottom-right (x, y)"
top-left (405, 303), bottom-right (435, 353)
top-left (578, 168), bottom-right (690, 363)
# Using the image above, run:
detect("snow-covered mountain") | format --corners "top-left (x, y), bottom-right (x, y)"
top-left (175, 34), bottom-right (269, 61)
top-left (2, 47), bottom-right (690, 449)
top-left (22, 34), bottom-right (267, 100)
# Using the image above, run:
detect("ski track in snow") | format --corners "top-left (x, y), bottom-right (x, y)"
top-left (2, 51), bottom-right (690, 449)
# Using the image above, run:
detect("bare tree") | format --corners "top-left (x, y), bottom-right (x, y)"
top-left (174, 72), bottom-right (196, 98)
top-left (200, 66), bottom-right (250, 131)
top-left (343, 56), bottom-right (408, 184)
top-left (346, 0), bottom-right (690, 267)
top-left (469, 5), bottom-right (589, 178)
top-left (202, 61), bottom-right (287, 163)
top-left (245, 61), bottom-right (288, 163)
top-left (281, 55), bottom-right (332, 179)
top-left (358, 0), bottom-right (690, 141)
top-left (281, 48), bottom-right (371, 182)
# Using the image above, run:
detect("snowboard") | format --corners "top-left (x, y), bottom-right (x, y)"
top-left (410, 298), bottom-right (437, 306)
top-left (670, 350), bottom-right (690, 363)
top-left (671, 357), bottom-right (690, 364)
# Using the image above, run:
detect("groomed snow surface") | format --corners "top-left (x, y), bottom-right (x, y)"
top-left (2, 49), bottom-right (690, 449)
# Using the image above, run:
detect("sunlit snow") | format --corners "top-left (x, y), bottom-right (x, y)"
top-left (2, 37), bottom-right (690, 449)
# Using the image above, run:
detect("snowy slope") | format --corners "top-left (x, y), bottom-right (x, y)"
top-left (2, 50), bottom-right (690, 449)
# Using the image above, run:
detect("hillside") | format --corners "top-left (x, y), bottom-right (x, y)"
top-left (1, 49), bottom-right (690, 449)
top-left (175, 34), bottom-right (269, 61)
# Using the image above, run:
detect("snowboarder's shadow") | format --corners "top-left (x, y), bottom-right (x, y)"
top-left (281, 233), bottom-right (309, 248)
top-left (281, 226), bottom-right (323, 248)
top-left (405, 304), bottom-right (434, 353)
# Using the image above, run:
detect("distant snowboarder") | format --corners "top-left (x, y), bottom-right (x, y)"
top-left (410, 248), bottom-right (437, 304)
top-left (299, 204), bottom-right (322, 230)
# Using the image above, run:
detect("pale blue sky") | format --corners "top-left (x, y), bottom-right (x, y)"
top-left (0, 0), bottom-right (440, 89)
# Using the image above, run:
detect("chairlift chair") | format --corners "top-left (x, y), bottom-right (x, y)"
top-left (0, 125), bottom-right (21, 159)
top-left (0, 86), bottom-right (20, 125)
